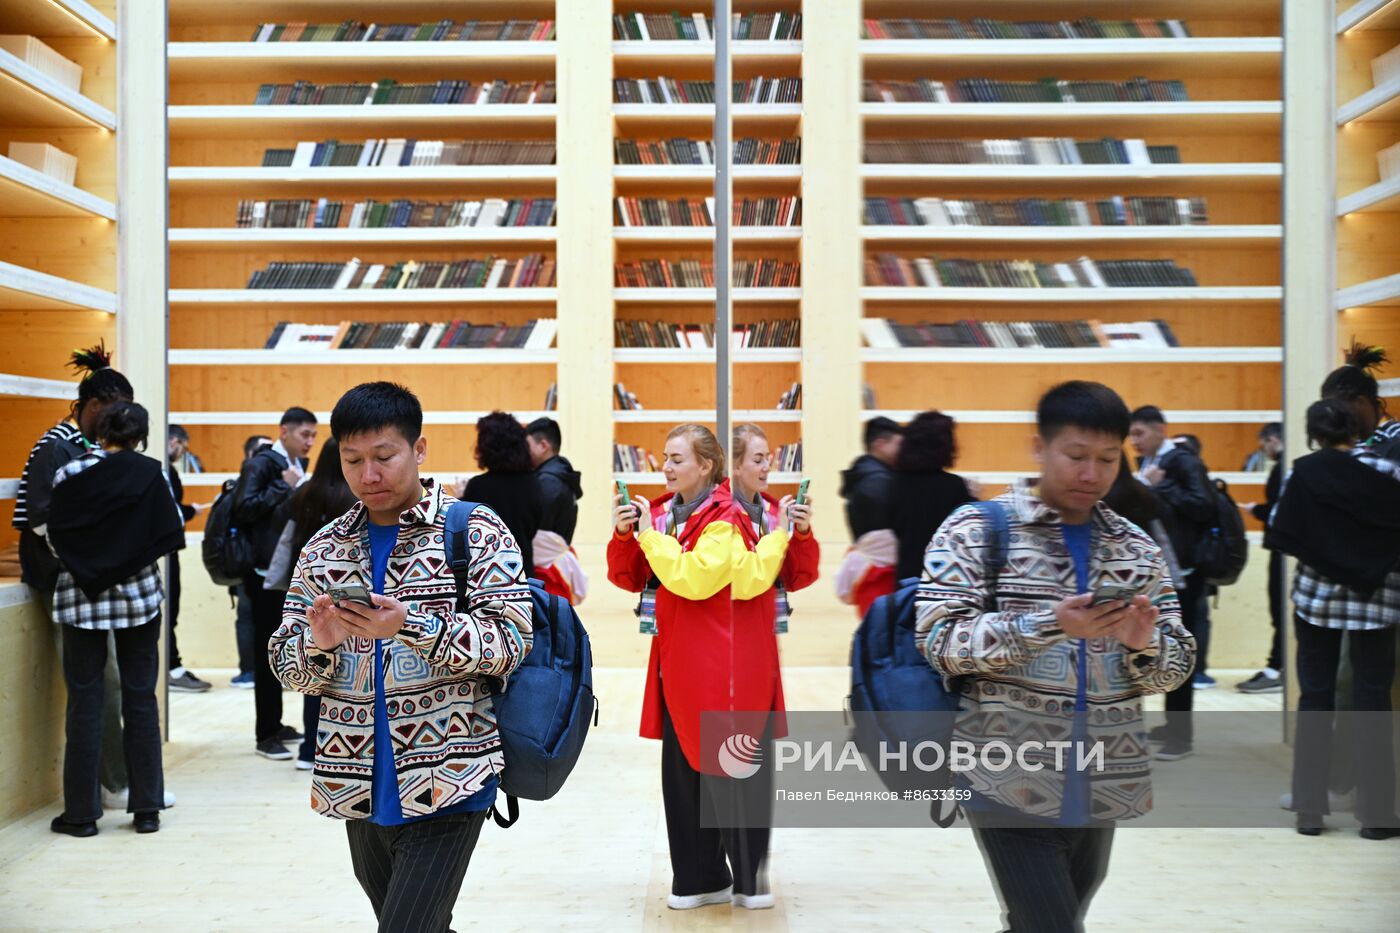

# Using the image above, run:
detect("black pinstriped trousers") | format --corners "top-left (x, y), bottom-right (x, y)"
top-left (345, 810), bottom-right (489, 933)
top-left (968, 813), bottom-right (1114, 933)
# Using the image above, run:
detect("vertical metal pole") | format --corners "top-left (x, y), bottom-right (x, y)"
top-left (715, 0), bottom-right (733, 457)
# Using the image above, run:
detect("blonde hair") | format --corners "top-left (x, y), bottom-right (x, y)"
top-left (666, 423), bottom-right (726, 485)
top-left (732, 422), bottom-right (768, 462)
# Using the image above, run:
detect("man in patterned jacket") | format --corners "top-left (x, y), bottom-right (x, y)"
top-left (270, 381), bottom-right (533, 933)
top-left (915, 380), bottom-right (1195, 933)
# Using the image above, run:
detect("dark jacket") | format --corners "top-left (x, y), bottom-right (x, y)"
top-left (1147, 445), bottom-right (1215, 569)
top-left (1266, 447), bottom-right (1400, 597)
top-left (840, 454), bottom-right (898, 540)
top-left (233, 446), bottom-right (304, 570)
top-left (535, 454), bottom-right (582, 545)
top-left (1250, 461), bottom-right (1281, 530)
top-left (170, 465), bottom-right (197, 523)
top-left (17, 431), bottom-right (84, 591)
top-left (891, 468), bottom-right (976, 581)
top-left (48, 450), bottom-right (185, 600)
top-left (463, 470), bottom-right (542, 573)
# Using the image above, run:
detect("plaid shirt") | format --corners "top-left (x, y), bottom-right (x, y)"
top-left (1287, 423), bottom-right (1400, 631)
top-left (48, 451), bottom-right (169, 631)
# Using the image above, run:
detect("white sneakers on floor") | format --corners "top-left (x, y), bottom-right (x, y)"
top-left (667, 887), bottom-right (733, 910)
top-left (102, 787), bottom-right (176, 810)
top-left (666, 886), bottom-right (775, 910)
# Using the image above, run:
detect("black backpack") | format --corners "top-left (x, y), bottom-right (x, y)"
top-left (202, 477), bottom-right (255, 586)
top-left (1194, 478), bottom-right (1249, 587)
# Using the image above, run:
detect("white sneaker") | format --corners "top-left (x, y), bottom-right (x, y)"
top-left (733, 893), bottom-right (775, 910)
top-left (101, 788), bottom-right (176, 810)
top-left (295, 758), bottom-right (314, 771)
top-left (667, 887), bottom-right (732, 910)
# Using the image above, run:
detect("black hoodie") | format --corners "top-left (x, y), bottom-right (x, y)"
top-left (536, 454), bottom-right (583, 544)
top-left (839, 453), bottom-right (897, 539)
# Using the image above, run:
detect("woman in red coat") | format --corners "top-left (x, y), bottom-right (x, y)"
top-left (607, 423), bottom-right (789, 912)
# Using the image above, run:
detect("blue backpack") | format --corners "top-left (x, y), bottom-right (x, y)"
top-left (847, 501), bottom-right (1009, 826)
top-left (445, 501), bottom-right (597, 828)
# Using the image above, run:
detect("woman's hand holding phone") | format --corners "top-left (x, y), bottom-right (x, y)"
top-left (613, 492), bottom-right (652, 534)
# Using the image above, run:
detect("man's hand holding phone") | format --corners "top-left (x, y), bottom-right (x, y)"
top-left (306, 593), bottom-right (352, 650)
top-left (1053, 589), bottom-right (1159, 650)
top-left (332, 590), bottom-right (409, 640)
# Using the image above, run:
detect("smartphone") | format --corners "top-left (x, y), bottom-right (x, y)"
top-left (1090, 584), bottom-right (1138, 606)
top-left (795, 478), bottom-right (810, 505)
top-left (328, 584), bottom-right (374, 607)
top-left (615, 479), bottom-right (630, 505)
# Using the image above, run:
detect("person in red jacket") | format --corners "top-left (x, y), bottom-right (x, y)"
top-left (607, 423), bottom-right (789, 912)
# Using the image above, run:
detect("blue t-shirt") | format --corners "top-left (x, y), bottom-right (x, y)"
top-left (1060, 521), bottom-right (1093, 826)
top-left (367, 520), bottom-right (496, 826)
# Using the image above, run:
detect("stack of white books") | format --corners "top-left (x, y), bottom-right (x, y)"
top-left (7, 142), bottom-right (77, 186)
top-left (1379, 141), bottom-right (1400, 182)
top-left (0, 35), bottom-right (83, 92)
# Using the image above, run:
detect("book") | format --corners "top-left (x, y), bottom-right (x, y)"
top-left (862, 77), bottom-right (1190, 104)
top-left (252, 79), bottom-right (557, 106)
top-left (250, 20), bottom-right (557, 42)
top-left (246, 256), bottom-right (557, 289)
top-left (861, 317), bottom-right (1182, 350)
top-left (861, 17), bottom-right (1191, 39)
top-left (613, 77), bottom-right (802, 105)
top-left (0, 35), bottom-right (83, 92)
top-left (263, 318), bottom-right (558, 349)
top-left (864, 255), bottom-right (1198, 288)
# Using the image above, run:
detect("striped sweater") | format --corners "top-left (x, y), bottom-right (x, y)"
top-left (914, 480), bottom-right (1195, 822)
top-left (270, 480), bottom-right (533, 820)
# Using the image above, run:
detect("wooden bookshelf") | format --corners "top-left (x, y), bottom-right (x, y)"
top-left (1336, 0), bottom-right (1400, 383)
top-left (166, 0), bottom-right (564, 485)
top-left (858, 0), bottom-right (1283, 483)
top-left (0, 0), bottom-right (119, 553)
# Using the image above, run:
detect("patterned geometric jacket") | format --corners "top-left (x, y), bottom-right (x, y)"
top-left (270, 480), bottom-right (533, 820)
top-left (914, 480), bottom-right (1195, 822)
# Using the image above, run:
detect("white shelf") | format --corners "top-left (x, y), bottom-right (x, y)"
top-left (1337, 273), bottom-right (1400, 310)
top-left (1338, 0), bottom-right (1400, 32)
top-left (0, 0), bottom-right (117, 39)
top-left (170, 288), bottom-right (558, 305)
top-left (860, 38), bottom-right (1280, 65)
top-left (0, 478), bottom-right (19, 499)
top-left (1337, 175), bottom-right (1400, 215)
top-left (613, 103), bottom-right (802, 118)
top-left (611, 40), bottom-right (802, 58)
top-left (170, 349), bottom-right (558, 366)
top-left (1337, 75), bottom-right (1400, 124)
top-left (862, 347), bottom-right (1281, 364)
top-left (169, 40), bottom-right (558, 69)
top-left (0, 260), bottom-right (116, 313)
top-left (614, 471), bottom-right (802, 485)
top-left (0, 48), bottom-right (116, 130)
top-left (0, 582), bottom-right (32, 610)
top-left (613, 409), bottom-right (802, 423)
top-left (1380, 378), bottom-right (1400, 398)
top-left (959, 470), bottom-right (1266, 485)
top-left (613, 226), bottom-right (801, 243)
top-left (613, 165), bottom-right (801, 182)
top-left (614, 287), bottom-right (801, 303)
top-left (860, 163), bottom-right (1282, 185)
top-left (0, 372), bottom-right (72, 399)
top-left (0, 154), bottom-right (115, 220)
top-left (860, 101), bottom-right (1282, 124)
top-left (171, 227), bottom-right (558, 248)
top-left (861, 225), bottom-right (1280, 244)
top-left (170, 410), bottom-right (551, 425)
top-left (861, 286), bottom-right (1280, 303)
top-left (169, 104), bottom-right (558, 136)
top-left (614, 348), bottom-right (802, 364)
top-left (168, 165), bottom-right (558, 192)
top-left (865, 409), bottom-right (1281, 425)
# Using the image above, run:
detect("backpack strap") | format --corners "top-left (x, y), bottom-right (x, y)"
top-left (444, 500), bottom-right (482, 611)
top-left (972, 499), bottom-right (1010, 601)
top-left (490, 793), bottom-right (520, 829)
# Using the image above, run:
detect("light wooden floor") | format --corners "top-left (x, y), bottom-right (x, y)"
top-left (0, 664), bottom-right (1396, 932)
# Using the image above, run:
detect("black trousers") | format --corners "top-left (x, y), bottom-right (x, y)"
top-left (1164, 571), bottom-right (1209, 744)
top-left (235, 582), bottom-right (255, 675)
top-left (346, 810), bottom-right (488, 933)
top-left (970, 814), bottom-right (1115, 933)
top-left (60, 617), bottom-right (165, 822)
top-left (167, 552), bottom-right (183, 670)
top-left (1265, 549), bottom-right (1284, 671)
top-left (244, 573), bottom-right (286, 743)
top-left (1291, 616), bottom-right (1397, 826)
top-left (659, 703), bottom-right (771, 898)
